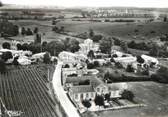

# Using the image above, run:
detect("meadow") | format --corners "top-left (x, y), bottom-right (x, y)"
top-left (82, 81), bottom-right (168, 117)
top-left (57, 20), bottom-right (168, 42)
top-left (10, 19), bottom-right (168, 43)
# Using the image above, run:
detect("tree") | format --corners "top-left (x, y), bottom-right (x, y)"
top-left (121, 90), bottom-right (135, 101)
top-left (94, 61), bottom-right (100, 67)
top-left (152, 66), bottom-right (168, 83)
top-left (128, 40), bottom-right (136, 48)
top-left (63, 38), bottom-right (70, 50)
top-left (89, 29), bottom-right (94, 38)
top-left (2, 42), bottom-right (11, 49)
top-left (52, 26), bottom-right (59, 32)
top-left (46, 40), bottom-right (65, 56)
top-left (64, 64), bottom-right (70, 68)
top-left (16, 43), bottom-right (22, 50)
top-left (126, 64), bottom-right (134, 72)
top-left (113, 37), bottom-right (122, 46)
top-left (13, 25), bottom-right (19, 36)
top-left (0, 1), bottom-right (3, 7)
top-left (0, 59), bottom-right (6, 74)
top-left (104, 71), bottom-right (110, 81)
top-left (21, 27), bottom-right (26, 35)
top-left (110, 57), bottom-right (115, 62)
top-left (13, 56), bottom-right (19, 66)
top-left (42, 41), bottom-right (47, 52)
top-left (99, 37), bottom-right (113, 54)
top-left (94, 95), bottom-right (104, 107)
top-left (43, 52), bottom-right (51, 64)
top-left (1, 51), bottom-right (13, 61)
top-left (28, 43), bottom-right (41, 54)
top-left (60, 26), bottom-right (65, 32)
top-left (115, 62), bottom-right (123, 69)
top-left (92, 34), bottom-right (103, 42)
top-left (87, 50), bottom-right (95, 59)
top-left (68, 39), bottom-right (80, 53)
top-left (87, 63), bottom-right (94, 69)
top-left (112, 54), bottom-right (118, 58)
top-left (105, 93), bottom-right (111, 102)
top-left (33, 27), bottom-right (39, 34)
top-left (26, 28), bottom-right (33, 35)
top-left (149, 43), bottom-right (160, 57)
top-left (21, 43), bottom-right (29, 50)
top-left (82, 100), bottom-right (91, 110)
top-left (163, 16), bottom-right (167, 22)
top-left (34, 33), bottom-right (41, 44)
top-left (120, 41), bottom-right (128, 53)
top-left (136, 55), bottom-right (144, 64)
top-left (52, 20), bottom-right (56, 25)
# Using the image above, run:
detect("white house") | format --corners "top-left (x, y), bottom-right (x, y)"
top-left (141, 54), bottom-right (159, 67)
top-left (79, 38), bottom-right (99, 55)
top-left (17, 56), bottom-right (31, 65)
top-left (114, 56), bottom-right (137, 68)
top-left (68, 76), bottom-right (125, 102)
top-left (59, 51), bottom-right (87, 63)
top-left (31, 52), bottom-right (47, 62)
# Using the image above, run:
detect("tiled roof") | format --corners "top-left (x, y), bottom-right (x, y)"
top-left (70, 86), bottom-right (94, 93)
top-left (108, 83), bottom-right (128, 91)
top-left (65, 75), bottom-right (96, 84)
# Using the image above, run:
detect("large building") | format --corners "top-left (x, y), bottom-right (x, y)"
top-left (79, 39), bottom-right (99, 55)
top-left (65, 75), bottom-right (127, 102)
top-left (114, 56), bottom-right (137, 69)
top-left (59, 51), bottom-right (87, 63)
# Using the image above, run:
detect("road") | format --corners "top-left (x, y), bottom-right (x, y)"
top-left (52, 61), bottom-right (80, 117)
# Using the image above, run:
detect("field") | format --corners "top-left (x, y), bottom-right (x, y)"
top-left (57, 20), bottom-right (168, 42)
top-left (10, 20), bottom-right (84, 43)
top-left (82, 81), bottom-right (168, 117)
top-left (0, 66), bottom-right (65, 117)
top-left (10, 19), bottom-right (168, 43)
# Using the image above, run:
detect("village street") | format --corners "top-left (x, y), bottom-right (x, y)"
top-left (52, 61), bottom-right (80, 117)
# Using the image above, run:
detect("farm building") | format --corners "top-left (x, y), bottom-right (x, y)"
top-left (31, 52), bottom-right (48, 62)
top-left (67, 76), bottom-right (127, 102)
top-left (141, 54), bottom-right (159, 67)
top-left (0, 39), bottom-right (21, 50)
top-left (79, 38), bottom-right (99, 55)
top-left (17, 56), bottom-right (32, 65)
top-left (114, 56), bottom-right (137, 68)
top-left (59, 51), bottom-right (87, 63)
top-left (0, 49), bottom-right (32, 57)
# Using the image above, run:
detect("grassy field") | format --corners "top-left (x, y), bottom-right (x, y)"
top-left (10, 20), bottom-right (84, 43)
top-left (10, 19), bottom-right (168, 43)
top-left (57, 20), bottom-right (168, 42)
top-left (82, 81), bottom-right (168, 117)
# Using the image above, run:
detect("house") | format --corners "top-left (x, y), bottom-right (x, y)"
top-left (114, 56), bottom-right (137, 68)
top-left (79, 39), bottom-right (99, 55)
top-left (68, 76), bottom-right (125, 102)
top-left (141, 54), bottom-right (159, 67)
top-left (17, 56), bottom-right (31, 65)
top-left (59, 51), bottom-right (87, 63)
top-left (62, 68), bottom-right (88, 85)
top-left (31, 52), bottom-right (47, 62)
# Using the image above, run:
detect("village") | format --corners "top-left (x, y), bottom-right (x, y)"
top-left (1, 2), bottom-right (168, 117)
top-left (0, 35), bottom-right (161, 114)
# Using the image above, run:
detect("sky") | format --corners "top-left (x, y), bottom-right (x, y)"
top-left (2, 0), bottom-right (168, 8)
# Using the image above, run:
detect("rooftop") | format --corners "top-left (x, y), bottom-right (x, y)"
top-left (70, 85), bottom-right (94, 93)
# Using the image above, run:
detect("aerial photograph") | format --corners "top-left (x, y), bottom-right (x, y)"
top-left (0, 0), bottom-right (168, 117)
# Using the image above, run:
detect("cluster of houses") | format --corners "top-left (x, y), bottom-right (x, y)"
top-left (57, 38), bottom-right (160, 111)
top-left (60, 56), bottom-right (128, 108)
top-left (0, 49), bottom-right (57, 65)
